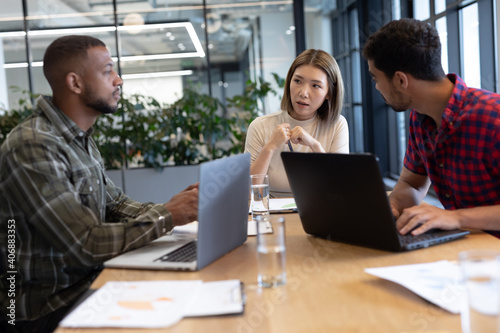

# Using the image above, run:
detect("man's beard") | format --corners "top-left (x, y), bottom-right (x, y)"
top-left (389, 102), bottom-right (410, 112)
top-left (82, 86), bottom-right (119, 114)
top-left (384, 92), bottom-right (411, 112)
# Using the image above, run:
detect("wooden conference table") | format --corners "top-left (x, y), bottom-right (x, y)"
top-left (56, 213), bottom-right (500, 333)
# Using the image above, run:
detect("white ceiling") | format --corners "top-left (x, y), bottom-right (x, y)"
top-left (1, 1), bottom-right (299, 67)
top-left (0, 0), bottom-right (335, 74)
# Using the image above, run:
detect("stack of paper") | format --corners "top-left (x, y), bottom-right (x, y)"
top-left (365, 260), bottom-right (463, 313)
top-left (247, 198), bottom-right (297, 236)
top-left (60, 279), bottom-right (244, 328)
top-left (248, 198), bottom-right (297, 214)
top-left (269, 198), bottom-right (297, 212)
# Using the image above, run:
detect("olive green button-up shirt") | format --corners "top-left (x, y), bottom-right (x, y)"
top-left (0, 96), bottom-right (172, 321)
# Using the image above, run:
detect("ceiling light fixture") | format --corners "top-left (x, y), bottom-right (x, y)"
top-left (1, 22), bottom-right (205, 69)
top-left (28, 26), bottom-right (117, 36)
top-left (117, 22), bottom-right (205, 58)
top-left (121, 70), bottom-right (193, 80)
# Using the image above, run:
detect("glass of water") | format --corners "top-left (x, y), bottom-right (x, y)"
top-left (256, 215), bottom-right (286, 288)
top-left (250, 174), bottom-right (270, 221)
top-left (459, 249), bottom-right (500, 333)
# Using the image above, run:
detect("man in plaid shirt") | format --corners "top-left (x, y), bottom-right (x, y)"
top-left (363, 18), bottom-right (500, 237)
top-left (0, 35), bottom-right (198, 332)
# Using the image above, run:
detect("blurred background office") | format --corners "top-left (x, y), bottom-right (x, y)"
top-left (0, 0), bottom-right (498, 186)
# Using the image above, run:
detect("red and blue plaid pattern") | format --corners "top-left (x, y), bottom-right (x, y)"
top-left (404, 74), bottom-right (500, 212)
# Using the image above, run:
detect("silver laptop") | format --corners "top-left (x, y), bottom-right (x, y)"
top-left (281, 152), bottom-right (469, 252)
top-left (105, 153), bottom-right (250, 270)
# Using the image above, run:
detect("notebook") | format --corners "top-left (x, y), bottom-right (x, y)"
top-left (281, 152), bottom-right (469, 252)
top-left (104, 153), bottom-right (250, 270)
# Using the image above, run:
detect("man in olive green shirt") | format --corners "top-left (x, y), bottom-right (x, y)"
top-left (0, 35), bottom-right (198, 332)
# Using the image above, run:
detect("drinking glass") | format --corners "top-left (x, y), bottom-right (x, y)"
top-left (459, 249), bottom-right (500, 333)
top-left (256, 215), bottom-right (286, 288)
top-left (250, 174), bottom-right (270, 221)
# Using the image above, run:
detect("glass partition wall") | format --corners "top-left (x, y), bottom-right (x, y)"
top-left (0, 0), bottom-right (296, 115)
top-left (2, 0), bottom-right (496, 177)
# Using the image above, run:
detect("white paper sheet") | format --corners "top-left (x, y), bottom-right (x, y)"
top-left (248, 198), bottom-right (297, 214)
top-left (172, 221), bottom-right (198, 234)
top-left (60, 279), bottom-right (245, 328)
top-left (365, 260), bottom-right (464, 313)
top-left (184, 279), bottom-right (244, 317)
top-left (172, 219), bottom-right (270, 237)
top-left (269, 198), bottom-right (297, 212)
top-left (60, 280), bottom-right (202, 328)
top-left (247, 220), bottom-right (273, 236)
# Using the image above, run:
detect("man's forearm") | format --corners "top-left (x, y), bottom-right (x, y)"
top-left (389, 166), bottom-right (432, 215)
top-left (456, 205), bottom-right (500, 230)
top-left (389, 178), bottom-right (430, 214)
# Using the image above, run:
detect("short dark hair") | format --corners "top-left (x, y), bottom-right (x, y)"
top-left (43, 35), bottom-right (106, 89)
top-left (362, 18), bottom-right (445, 81)
top-left (281, 49), bottom-right (344, 124)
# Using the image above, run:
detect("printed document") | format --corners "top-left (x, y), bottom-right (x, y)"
top-left (60, 279), bottom-right (244, 328)
top-left (365, 260), bottom-right (463, 313)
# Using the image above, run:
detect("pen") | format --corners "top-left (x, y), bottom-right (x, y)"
top-left (288, 140), bottom-right (294, 152)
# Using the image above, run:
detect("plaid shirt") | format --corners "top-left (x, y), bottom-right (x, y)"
top-left (404, 74), bottom-right (500, 212)
top-left (0, 96), bottom-right (172, 321)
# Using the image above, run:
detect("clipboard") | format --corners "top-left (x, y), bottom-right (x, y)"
top-left (185, 279), bottom-right (245, 317)
top-left (60, 279), bottom-right (245, 328)
top-left (248, 198), bottom-right (297, 214)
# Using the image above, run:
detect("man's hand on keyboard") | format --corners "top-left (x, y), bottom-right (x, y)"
top-left (165, 183), bottom-right (199, 226)
top-left (396, 203), bottom-right (461, 236)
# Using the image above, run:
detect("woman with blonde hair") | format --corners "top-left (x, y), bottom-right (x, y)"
top-left (245, 49), bottom-right (349, 197)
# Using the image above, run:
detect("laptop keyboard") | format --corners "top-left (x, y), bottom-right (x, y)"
top-left (154, 241), bottom-right (197, 263)
top-left (399, 229), bottom-right (446, 246)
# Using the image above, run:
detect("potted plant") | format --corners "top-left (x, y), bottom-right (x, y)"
top-left (93, 83), bottom-right (247, 170)
top-left (0, 88), bottom-right (39, 147)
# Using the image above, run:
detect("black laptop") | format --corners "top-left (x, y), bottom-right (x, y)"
top-left (281, 152), bottom-right (469, 251)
